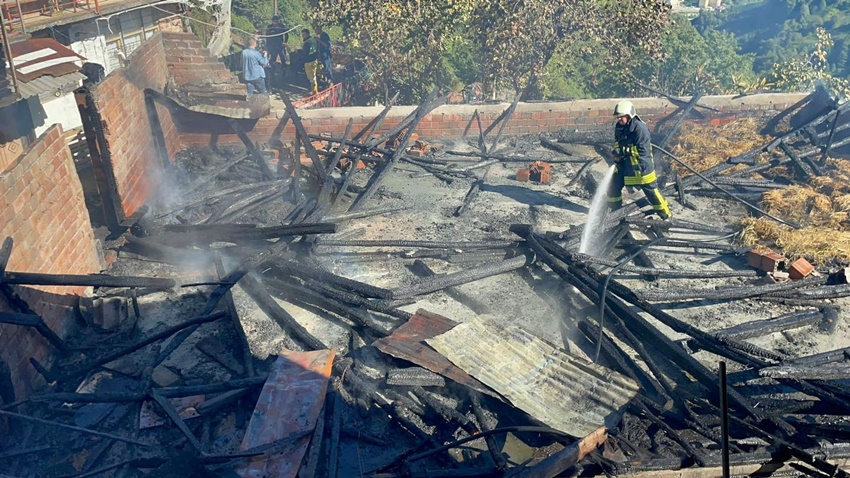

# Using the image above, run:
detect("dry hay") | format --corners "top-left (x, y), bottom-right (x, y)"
top-left (740, 217), bottom-right (850, 265)
top-left (668, 118), bottom-right (768, 177)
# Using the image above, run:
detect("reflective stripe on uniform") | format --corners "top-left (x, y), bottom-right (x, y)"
top-left (607, 196), bottom-right (622, 202)
top-left (624, 170), bottom-right (657, 186)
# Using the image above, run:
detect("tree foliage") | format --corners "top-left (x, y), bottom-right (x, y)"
top-left (469, 0), bottom-right (672, 99)
top-left (310, 0), bottom-right (475, 102)
top-left (766, 27), bottom-right (850, 98)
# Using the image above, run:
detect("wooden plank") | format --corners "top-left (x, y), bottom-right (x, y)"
top-left (513, 427), bottom-right (607, 478)
top-left (236, 349), bottom-right (335, 478)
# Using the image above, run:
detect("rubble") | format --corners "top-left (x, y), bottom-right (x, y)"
top-left (4, 89), bottom-right (850, 478)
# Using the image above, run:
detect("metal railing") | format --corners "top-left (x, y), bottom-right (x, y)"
top-left (1, 0), bottom-right (100, 34)
top-left (292, 77), bottom-right (357, 110)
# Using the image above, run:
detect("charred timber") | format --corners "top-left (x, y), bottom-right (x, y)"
top-left (1, 272), bottom-right (175, 289)
top-left (0, 312), bottom-right (68, 354)
top-left (315, 239), bottom-right (516, 250)
top-left (624, 216), bottom-right (735, 234)
top-left (392, 254), bottom-right (531, 299)
top-left (528, 233), bottom-right (765, 420)
top-left (637, 277), bottom-right (828, 302)
top-left (227, 119), bottom-right (275, 180)
top-left (713, 309), bottom-right (823, 340)
top-left (161, 223), bottom-right (336, 241)
top-left (571, 253), bottom-right (757, 279)
top-left (240, 271), bottom-right (327, 350)
top-left (760, 361), bottom-right (850, 381)
top-left (63, 311), bottom-right (227, 379)
top-left (273, 259), bottom-right (394, 299)
top-left (350, 89), bottom-right (446, 212)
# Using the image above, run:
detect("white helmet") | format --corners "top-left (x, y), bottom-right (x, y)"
top-left (613, 100), bottom-right (636, 119)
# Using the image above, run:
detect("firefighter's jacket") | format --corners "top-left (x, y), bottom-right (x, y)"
top-left (614, 117), bottom-right (657, 186)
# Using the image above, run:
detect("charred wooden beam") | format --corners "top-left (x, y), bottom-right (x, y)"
top-left (454, 168), bottom-right (490, 217)
top-left (392, 254), bottom-right (531, 300)
top-left (351, 89), bottom-right (446, 212)
top-left (488, 96), bottom-right (520, 152)
top-left (636, 277), bottom-right (827, 302)
top-left (63, 311), bottom-right (227, 379)
top-left (713, 309), bottom-right (823, 340)
top-left (161, 222), bottom-right (336, 242)
top-left (272, 259), bottom-right (393, 299)
top-left (1, 271), bottom-right (175, 289)
top-left (150, 388), bottom-right (204, 453)
top-left (636, 84), bottom-right (717, 112)
top-left (657, 92), bottom-right (703, 149)
top-left (239, 271), bottom-right (327, 350)
top-left (0, 409), bottom-right (151, 446)
top-left (282, 97), bottom-right (329, 182)
top-left (572, 253), bottom-right (757, 279)
top-left (353, 92), bottom-right (400, 143)
top-left (227, 119), bottom-right (275, 180)
top-left (407, 260), bottom-right (491, 315)
top-left (215, 253), bottom-right (254, 377)
top-left (0, 312), bottom-right (68, 354)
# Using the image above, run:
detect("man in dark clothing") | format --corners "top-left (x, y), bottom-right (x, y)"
top-left (607, 100), bottom-right (672, 219)
top-left (315, 25), bottom-right (334, 84)
top-left (300, 28), bottom-right (319, 95)
top-left (266, 16), bottom-right (288, 67)
top-left (265, 15), bottom-right (288, 87)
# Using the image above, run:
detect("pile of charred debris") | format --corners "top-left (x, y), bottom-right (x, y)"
top-left (3, 87), bottom-right (850, 478)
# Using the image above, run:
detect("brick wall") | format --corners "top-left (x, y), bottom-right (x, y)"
top-left (92, 33), bottom-right (172, 218)
top-left (176, 93), bottom-right (810, 148)
top-left (0, 125), bottom-right (101, 400)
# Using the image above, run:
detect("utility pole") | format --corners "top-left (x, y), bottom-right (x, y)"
top-left (274, 0), bottom-right (278, 15)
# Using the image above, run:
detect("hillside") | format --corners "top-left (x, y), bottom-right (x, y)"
top-left (707, 0), bottom-right (850, 75)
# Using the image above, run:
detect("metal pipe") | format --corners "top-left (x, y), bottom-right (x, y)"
top-left (719, 361), bottom-right (731, 478)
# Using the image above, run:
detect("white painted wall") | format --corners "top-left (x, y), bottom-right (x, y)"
top-left (68, 22), bottom-right (113, 74)
top-left (34, 92), bottom-right (83, 137)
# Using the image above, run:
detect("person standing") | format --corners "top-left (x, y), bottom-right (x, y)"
top-left (300, 28), bottom-right (319, 96)
top-left (607, 100), bottom-right (671, 219)
top-left (316, 25), bottom-right (334, 84)
top-left (241, 37), bottom-right (269, 95)
top-left (266, 15), bottom-right (288, 86)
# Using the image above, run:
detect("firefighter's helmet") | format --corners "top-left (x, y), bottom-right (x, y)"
top-left (613, 100), bottom-right (636, 119)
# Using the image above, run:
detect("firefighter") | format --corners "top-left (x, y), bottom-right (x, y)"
top-left (608, 100), bottom-right (672, 220)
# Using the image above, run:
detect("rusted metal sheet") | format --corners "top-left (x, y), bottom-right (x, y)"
top-left (426, 315), bottom-right (639, 437)
top-left (10, 39), bottom-right (85, 82)
top-left (236, 349), bottom-right (335, 478)
top-left (372, 309), bottom-right (499, 398)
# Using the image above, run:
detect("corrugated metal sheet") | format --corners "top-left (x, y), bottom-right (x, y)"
top-left (426, 315), bottom-right (639, 437)
top-left (236, 349), bottom-right (335, 478)
top-left (372, 309), bottom-right (500, 399)
top-left (10, 39), bottom-right (86, 83)
top-left (17, 71), bottom-right (86, 99)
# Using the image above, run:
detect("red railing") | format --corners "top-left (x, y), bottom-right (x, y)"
top-left (1, 0), bottom-right (99, 33)
top-left (292, 79), bottom-right (356, 109)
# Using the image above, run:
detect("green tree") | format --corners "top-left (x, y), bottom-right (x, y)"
top-left (469, 0), bottom-right (672, 100)
top-left (767, 27), bottom-right (850, 97)
top-left (309, 0), bottom-right (475, 103)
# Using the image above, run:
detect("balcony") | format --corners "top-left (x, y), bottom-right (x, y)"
top-left (1, 0), bottom-right (163, 40)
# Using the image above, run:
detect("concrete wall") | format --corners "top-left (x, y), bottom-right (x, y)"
top-left (176, 93), bottom-right (810, 148)
top-left (0, 125), bottom-right (102, 400)
top-left (34, 92), bottom-right (84, 138)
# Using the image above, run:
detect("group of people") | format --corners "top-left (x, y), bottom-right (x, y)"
top-left (241, 17), bottom-right (335, 96)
